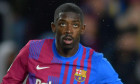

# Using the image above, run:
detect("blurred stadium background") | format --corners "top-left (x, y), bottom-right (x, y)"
top-left (0, 0), bottom-right (140, 84)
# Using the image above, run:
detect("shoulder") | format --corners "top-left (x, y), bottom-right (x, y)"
top-left (80, 45), bottom-right (101, 61)
top-left (29, 39), bottom-right (47, 44)
top-left (91, 51), bottom-right (122, 83)
top-left (81, 46), bottom-right (121, 83)
top-left (92, 51), bottom-right (104, 61)
top-left (28, 39), bottom-right (54, 46)
top-left (91, 51), bottom-right (115, 75)
top-left (27, 39), bottom-right (54, 59)
top-left (82, 45), bottom-right (103, 61)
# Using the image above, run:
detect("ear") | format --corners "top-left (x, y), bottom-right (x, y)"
top-left (81, 24), bottom-right (86, 34)
top-left (51, 22), bottom-right (56, 33)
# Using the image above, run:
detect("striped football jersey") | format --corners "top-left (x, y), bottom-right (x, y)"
top-left (1, 39), bottom-right (123, 84)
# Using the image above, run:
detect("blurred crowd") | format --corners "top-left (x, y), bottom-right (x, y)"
top-left (0, 0), bottom-right (140, 84)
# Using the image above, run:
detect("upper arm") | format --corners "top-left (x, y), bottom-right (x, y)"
top-left (1, 41), bottom-right (31, 84)
top-left (96, 53), bottom-right (123, 84)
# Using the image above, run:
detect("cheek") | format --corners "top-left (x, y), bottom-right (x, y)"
top-left (56, 28), bottom-right (64, 36)
top-left (55, 29), bottom-right (62, 40)
top-left (73, 29), bottom-right (81, 39)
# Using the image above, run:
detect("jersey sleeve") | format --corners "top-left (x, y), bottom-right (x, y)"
top-left (97, 53), bottom-right (123, 84)
top-left (1, 41), bottom-right (31, 84)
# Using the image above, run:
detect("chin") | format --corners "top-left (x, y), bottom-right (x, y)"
top-left (62, 44), bottom-right (74, 50)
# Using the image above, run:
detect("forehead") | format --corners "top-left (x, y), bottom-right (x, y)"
top-left (58, 12), bottom-right (81, 21)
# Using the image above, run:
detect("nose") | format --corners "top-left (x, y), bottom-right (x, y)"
top-left (65, 24), bottom-right (73, 34)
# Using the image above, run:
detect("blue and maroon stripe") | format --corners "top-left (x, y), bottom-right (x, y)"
top-left (28, 72), bottom-right (36, 84)
top-left (51, 56), bottom-right (63, 64)
top-left (77, 47), bottom-right (87, 84)
top-left (76, 47), bottom-right (94, 84)
top-left (62, 62), bottom-right (70, 83)
top-left (69, 58), bottom-right (78, 84)
top-left (48, 76), bottom-right (59, 84)
top-left (29, 40), bottom-right (45, 60)
top-left (84, 49), bottom-right (94, 84)
top-left (73, 46), bottom-right (85, 84)
top-left (59, 45), bottom-right (84, 84)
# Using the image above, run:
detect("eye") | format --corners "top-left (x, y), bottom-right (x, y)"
top-left (60, 23), bottom-right (66, 27)
top-left (73, 24), bottom-right (79, 28)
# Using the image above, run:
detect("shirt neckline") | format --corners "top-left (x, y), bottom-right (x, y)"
top-left (52, 39), bottom-right (82, 62)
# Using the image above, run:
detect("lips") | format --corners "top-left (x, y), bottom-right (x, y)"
top-left (63, 36), bottom-right (73, 44)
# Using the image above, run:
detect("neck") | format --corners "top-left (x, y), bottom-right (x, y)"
top-left (56, 43), bottom-right (79, 57)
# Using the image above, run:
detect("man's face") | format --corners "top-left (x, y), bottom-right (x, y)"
top-left (52, 12), bottom-right (85, 49)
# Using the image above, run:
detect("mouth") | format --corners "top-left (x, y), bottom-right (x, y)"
top-left (63, 36), bottom-right (73, 45)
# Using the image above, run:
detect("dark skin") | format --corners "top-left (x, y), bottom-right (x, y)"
top-left (51, 12), bottom-right (85, 57)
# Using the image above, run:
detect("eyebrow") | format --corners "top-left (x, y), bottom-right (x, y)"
top-left (58, 19), bottom-right (81, 23)
top-left (72, 20), bottom-right (80, 22)
top-left (58, 19), bottom-right (66, 22)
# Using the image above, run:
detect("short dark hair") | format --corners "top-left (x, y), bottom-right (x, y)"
top-left (54, 3), bottom-right (84, 23)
